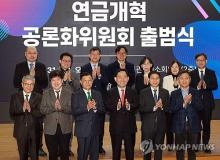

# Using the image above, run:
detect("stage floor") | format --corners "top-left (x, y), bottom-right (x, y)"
top-left (1, 121), bottom-right (220, 160)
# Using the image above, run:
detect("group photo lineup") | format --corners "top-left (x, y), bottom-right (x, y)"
top-left (0, 0), bottom-right (220, 160)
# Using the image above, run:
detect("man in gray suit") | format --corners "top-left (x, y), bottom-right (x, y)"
top-left (72, 72), bottom-right (105, 160)
top-left (40, 70), bottom-right (72, 160)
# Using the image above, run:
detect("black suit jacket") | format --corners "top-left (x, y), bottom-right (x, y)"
top-left (108, 61), bottom-right (135, 87)
top-left (9, 91), bottom-right (42, 139)
top-left (13, 61), bottom-right (48, 94)
top-left (81, 63), bottom-right (108, 100)
top-left (72, 89), bottom-right (105, 138)
top-left (106, 87), bottom-right (138, 135)
top-left (135, 73), bottom-right (150, 94)
top-left (139, 87), bottom-right (169, 135)
top-left (190, 68), bottom-right (218, 109)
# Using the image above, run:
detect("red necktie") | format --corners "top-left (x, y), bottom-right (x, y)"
top-left (121, 89), bottom-right (125, 107)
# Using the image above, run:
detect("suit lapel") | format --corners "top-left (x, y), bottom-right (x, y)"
top-left (18, 91), bottom-right (24, 104)
top-left (29, 92), bottom-right (36, 107)
top-left (195, 69), bottom-right (201, 81)
top-left (148, 88), bottom-right (155, 103)
top-left (24, 62), bottom-right (30, 74)
top-left (49, 88), bottom-right (56, 102)
top-left (177, 89), bottom-right (184, 103)
top-left (87, 63), bottom-right (93, 73)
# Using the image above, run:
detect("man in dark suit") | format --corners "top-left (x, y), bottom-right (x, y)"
top-left (106, 69), bottom-right (138, 160)
top-left (81, 47), bottom-right (108, 154)
top-left (10, 75), bottom-right (42, 160)
top-left (108, 46), bottom-right (135, 88)
top-left (190, 53), bottom-right (218, 153)
top-left (72, 72), bottom-right (105, 160)
top-left (40, 70), bottom-right (73, 160)
top-left (13, 46), bottom-right (48, 156)
top-left (139, 71), bottom-right (169, 160)
top-left (170, 71), bottom-right (203, 160)
top-left (59, 52), bottom-right (80, 93)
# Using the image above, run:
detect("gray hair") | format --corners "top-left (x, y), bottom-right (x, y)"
top-left (26, 46), bottom-right (38, 53)
top-left (22, 75), bottom-right (35, 83)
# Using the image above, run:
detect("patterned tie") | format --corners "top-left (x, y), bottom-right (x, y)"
top-left (153, 89), bottom-right (158, 102)
top-left (87, 91), bottom-right (92, 101)
top-left (121, 89), bottom-right (125, 107)
top-left (55, 91), bottom-right (60, 100)
top-left (200, 70), bottom-right (204, 80)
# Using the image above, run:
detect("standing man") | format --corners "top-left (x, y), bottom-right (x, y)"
top-left (81, 47), bottom-right (108, 154)
top-left (13, 46), bottom-right (48, 156)
top-left (59, 52), bottom-right (80, 92)
top-left (106, 69), bottom-right (138, 160)
top-left (72, 72), bottom-right (105, 160)
top-left (190, 53), bottom-right (218, 153)
top-left (170, 71), bottom-right (203, 160)
top-left (40, 70), bottom-right (72, 160)
top-left (139, 71), bottom-right (169, 160)
top-left (10, 75), bottom-right (42, 160)
top-left (58, 52), bottom-right (80, 156)
top-left (108, 46), bottom-right (135, 88)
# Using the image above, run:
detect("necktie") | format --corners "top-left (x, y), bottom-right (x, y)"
top-left (29, 63), bottom-right (34, 70)
top-left (55, 91), bottom-right (60, 100)
top-left (93, 64), bottom-right (97, 69)
top-left (87, 91), bottom-right (92, 100)
top-left (153, 89), bottom-right (158, 102)
top-left (200, 70), bottom-right (204, 80)
top-left (121, 89), bottom-right (125, 107)
top-left (25, 94), bottom-right (29, 101)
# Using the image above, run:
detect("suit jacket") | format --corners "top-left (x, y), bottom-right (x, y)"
top-left (139, 87), bottom-right (169, 135)
top-left (72, 89), bottom-right (105, 138)
top-left (106, 87), bottom-right (138, 135)
top-left (13, 61), bottom-right (48, 94)
top-left (190, 68), bottom-right (218, 109)
top-left (169, 87), bottom-right (203, 134)
top-left (135, 73), bottom-right (150, 94)
top-left (108, 61), bottom-right (135, 88)
top-left (40, 86), bottom-right (73, 135)
top-left (9, 91), bottom-right (42, 139)
top-left (59, 68), bottom-right (80, 93)
top-left (81, 63), bottom-right (108, 101)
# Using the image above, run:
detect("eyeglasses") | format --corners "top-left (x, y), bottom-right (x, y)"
top-left (62, 59), bottom-right (72, 63)
top-left (23, 83), bottom-right (34, 86)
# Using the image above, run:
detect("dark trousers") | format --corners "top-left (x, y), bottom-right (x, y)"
top-left (166, 113), bottom-right (174, 146)
top-left (197, 107), bottom-right (212, 146)
top-left (45, 124), bottom-right (71, 160)
top-left (99, 113), bottom-right (105, 150)
top-left (142, 131), bottom-right (165, 160)
top-left (16, 126), bottom-right (38, 160)
top-left (38, 118), bottom-right (44, 149)
top-left (110, 133), bottom-right (135, 160)
top-left (77, 135), bottom-right (99, 160)
top-left (175, 122), bottom-right (198, 160)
